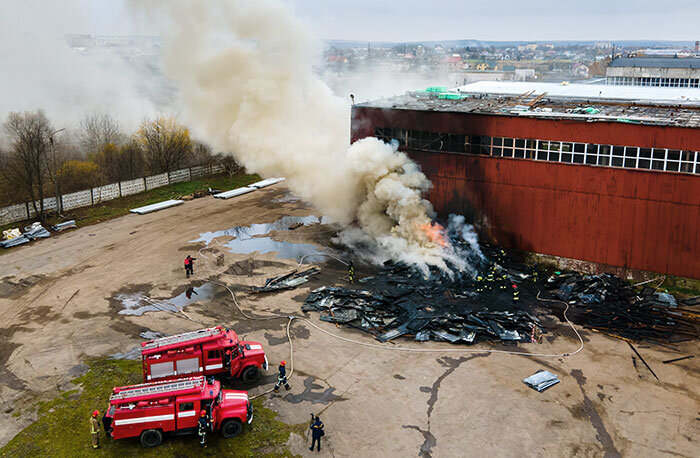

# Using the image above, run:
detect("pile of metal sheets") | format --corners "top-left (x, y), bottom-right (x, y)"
top-left (52, 220), bottom-right (76, 231)
top-left (302, 256), bottom-right (544, 345)
top-left (253, 267), bottom-right (320, 292)
top-left (249, 177), bottom-right (285, 189)
top-left (24, 222), bottom-right (50, 240)
top-left (213, 186), bottom-right (255, 200)
top-left (130, 199), bottom-right (184, 215)
top-left (523, 370), bottom-right (560, 392)
top-left (0, 235), bottom-right (30, 248)
top-left (544, 273), bottom-right (699, 345)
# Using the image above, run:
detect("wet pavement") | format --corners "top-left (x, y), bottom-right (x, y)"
top-left (115, 283), bottom-right (218, 316)
top-left (190, 215), bottom-right (331, 260)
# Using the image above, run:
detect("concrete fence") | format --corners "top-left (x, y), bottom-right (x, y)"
top-left (0, 163), bottom-right (226, 226)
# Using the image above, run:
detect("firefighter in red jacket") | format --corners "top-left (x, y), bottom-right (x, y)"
top-left (184, 255), bottom-right (196, 278)
top-left (90, 410), bottom-right (100, 449)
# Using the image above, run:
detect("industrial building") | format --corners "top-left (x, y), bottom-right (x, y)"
top-left (351, 81), bottom-right (700, 279)
top-left (606, 57), bottom-right (700, 88)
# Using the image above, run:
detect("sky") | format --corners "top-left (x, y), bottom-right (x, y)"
top-left (11, 0), bottom-right (700, 42)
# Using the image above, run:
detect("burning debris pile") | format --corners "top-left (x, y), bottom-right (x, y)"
top-left (543, 273), bottom-right (700, 345)
top-left (302, 253), bottom-right (545, 345)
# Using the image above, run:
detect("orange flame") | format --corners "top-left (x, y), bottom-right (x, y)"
top-left (421, 223), bottom-right (448, 247)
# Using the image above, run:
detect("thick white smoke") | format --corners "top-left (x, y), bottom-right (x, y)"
top-left (0, 1), bottom-right (161, 130)
top-left (141, 0), bottom-right (478, 274)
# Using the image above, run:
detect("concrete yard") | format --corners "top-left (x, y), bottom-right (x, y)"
top-left (0, 184), bottom-right (697, 457)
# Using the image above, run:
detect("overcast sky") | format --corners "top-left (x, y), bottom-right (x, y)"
top-left (16, 0), bottom-right (700, 42)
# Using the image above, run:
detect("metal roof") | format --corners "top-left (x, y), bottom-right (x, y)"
top-left (357, 82), bottom-right (700, 128)
top-left (454, 81), bottom-right (700, 102)
top-left (608, 57), bottom-right (700, 69)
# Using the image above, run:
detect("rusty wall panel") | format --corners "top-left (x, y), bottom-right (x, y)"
top-left (403, 151), bottom-right (700, 279)
top-left (351, 106), bottom-right (700, 151)
top-left (354, 107), bottom-right (700, 279)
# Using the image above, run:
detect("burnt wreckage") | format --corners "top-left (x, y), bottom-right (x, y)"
top-left (303, 247), bottom-right (546, 345)
top-left (302, 246), bottom-right (699, 347)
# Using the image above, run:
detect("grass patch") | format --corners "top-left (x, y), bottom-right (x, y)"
top-left (0, 172), bottom-right (260, 234)
top-left (657, 276), bottom-right (700, 298)
top-left (0, 358), bottom-right (300, 458)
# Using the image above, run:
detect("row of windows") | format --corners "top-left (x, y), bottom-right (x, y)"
top-left (606, 76), bottom-right (700, 88)
top-left (374, 127), bottom-right (700, 174)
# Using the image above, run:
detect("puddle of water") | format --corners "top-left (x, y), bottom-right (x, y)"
top-left (116, 283), bottom-right (218, 316)
top-left (272, 192), bottom-right (302, 203)
top-left (190, 215), bottom-right (332, 260)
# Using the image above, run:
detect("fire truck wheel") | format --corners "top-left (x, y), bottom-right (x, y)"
top-left (221, 419), bottom-right (243, 438)
top-left (241, 366), bottom-right (260, 384)
top-left (140, 429), bottom-right (163, 448)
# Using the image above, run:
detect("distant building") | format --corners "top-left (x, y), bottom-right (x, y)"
top-left (606, 57), bottom-right (700, 87)
top-left (595, 41), bottom-right (612, 50)
top-left (518, 43), bottom-right (538, 52)
top-left (440, 54), bottom-right (463, 71)
top-left (572, 63), bottom-right (590, 78)
top-left (514, 68), bottom-right (535, 81)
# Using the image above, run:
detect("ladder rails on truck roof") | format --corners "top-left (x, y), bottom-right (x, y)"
top-left (111, 377), bottom-right (205, 402)
top-left (141, 327), bottom-right (224, 351)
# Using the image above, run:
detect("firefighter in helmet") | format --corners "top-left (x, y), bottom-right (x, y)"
top-left (274, 360), bottom-right (291, 393)
top-left (198, 410), bottom-right (210, 448)
top-left (90, 410), bottom-right (101, 449)
top-left (347, 260), bottom-right (354, 284)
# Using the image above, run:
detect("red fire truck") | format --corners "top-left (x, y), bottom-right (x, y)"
top-left (103, 376), bottom-right (252, 447)
top-left (140, 326), bottom-right (268, 384)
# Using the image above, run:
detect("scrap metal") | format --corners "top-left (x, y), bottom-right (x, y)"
top-left (544, 272), bottom-right (700, 345)
top-left (302, 254), bottom-right (544, 345)
top-left (253, 267), bottom-right (320, 292)
top-left (523, 370), bottom-right (560, 392)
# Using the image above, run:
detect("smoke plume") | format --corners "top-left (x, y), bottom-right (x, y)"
top-left (143, 0), bottom-right (478, 274)
top-left (0, 1), bottom-right (162, 130)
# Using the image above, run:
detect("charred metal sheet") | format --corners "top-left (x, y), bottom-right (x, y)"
top-left (253, 267), bottom-right (320, 292)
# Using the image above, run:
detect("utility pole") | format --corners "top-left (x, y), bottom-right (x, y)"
top-left (48, 128), bottom-right (66, 216)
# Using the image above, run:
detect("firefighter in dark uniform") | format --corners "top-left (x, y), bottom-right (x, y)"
top-left (184, 255), bottom-right (196, 278)
top-left (274, 360), bottom-right (291, 392)
top-left (198, 410), bottom-right (210, 448)
top-left (309, 415), bottom-right (325, 452)
top-left (90, 410), bottom-right (100, 449)
top-left (348, 260), bottom-right (354, 284)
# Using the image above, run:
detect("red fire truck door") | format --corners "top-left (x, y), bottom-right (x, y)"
top-left (205, 349), bottom-right (223, 372)
top-left (176, 399), bottom-right (200, 429)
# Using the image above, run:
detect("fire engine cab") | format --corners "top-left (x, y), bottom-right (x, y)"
top-left (140, 326), bottom-right (268, 384)
top-left (103, 376), bottom-right (252, 447)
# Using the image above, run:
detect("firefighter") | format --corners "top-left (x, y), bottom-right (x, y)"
top-left (90, 410), bottom-right (100, 449)
top-left (184, 255), bottom-right (196, 278)
top-left (197, 410), bottom-right (210, 448)
top-left (512, 284), bottom-right (520, 303)
top-left (309, 415), bottom-right (325, 452)
top-left (347, 260), bottom-right (354, 284)
top-left (274, 360), bottom-right (291, 392)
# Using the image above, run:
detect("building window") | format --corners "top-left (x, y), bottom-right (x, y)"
top-left (374, 127), bottom-right (700, 175)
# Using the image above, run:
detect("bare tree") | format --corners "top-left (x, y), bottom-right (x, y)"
top-left (79, 112), bottom-right (125, 154)
top-left (137, 116), bottom-right (193, 174)
top-left (1, 111), bottom-right (53, 221)
top-left (190, 140), bottom-right (214, 166)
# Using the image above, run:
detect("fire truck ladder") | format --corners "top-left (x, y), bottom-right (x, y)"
top-left (141, 327), bottom-right (223, 351)
top-left (111, 378), bottom-right (204, 401)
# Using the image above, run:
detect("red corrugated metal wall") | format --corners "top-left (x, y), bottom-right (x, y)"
top-left (351, 106), bottom-right (700, 279)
